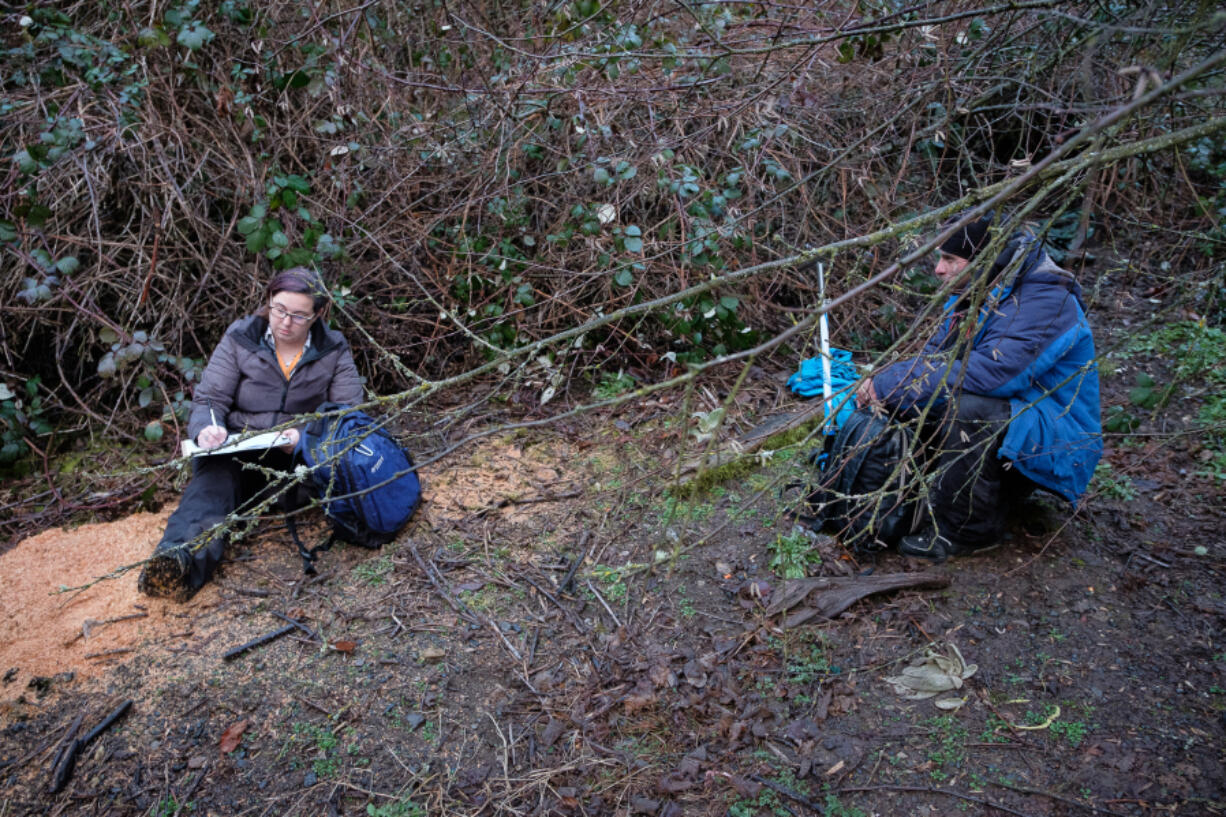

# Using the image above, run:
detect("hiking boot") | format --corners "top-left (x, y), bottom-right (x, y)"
top-left (137, 547), bottom-right (194, 602)
top-left (897, 529), bottom-right (993, 563)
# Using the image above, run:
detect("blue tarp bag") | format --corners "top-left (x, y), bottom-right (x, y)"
top-left (292, 403), bottom-right (421, 572)
top-left (787, 348), bottom-right (859, 429)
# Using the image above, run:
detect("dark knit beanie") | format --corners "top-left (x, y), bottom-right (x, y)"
top-left (939, 212), bottom-right (995, 260)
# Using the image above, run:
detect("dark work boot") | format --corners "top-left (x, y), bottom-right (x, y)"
top-left (137, 546), bottom-right (194, 602)
top-left (897, 529), bottom-right (994, 563)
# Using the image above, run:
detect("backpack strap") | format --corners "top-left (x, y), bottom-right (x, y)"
top-left (286, 515), bottom-right (339, 575)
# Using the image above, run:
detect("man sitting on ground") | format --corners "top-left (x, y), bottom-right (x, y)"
top-left (856, 211), bottom-right (1102, 561)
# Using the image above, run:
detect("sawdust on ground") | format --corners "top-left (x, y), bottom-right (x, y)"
top-left (0, 436), bottom-right (591, 705)
top-left (423, 438), bottom-right (587, 528)
top-left (0, 504), bottom-right (229, 701)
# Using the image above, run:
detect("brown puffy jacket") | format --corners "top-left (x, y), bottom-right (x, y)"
top-left (186, 315), bottom-right (364, 441)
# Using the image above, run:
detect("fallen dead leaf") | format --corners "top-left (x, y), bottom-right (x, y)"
top-left (219, 719), bottom-right (249, 755)
top-left (884, 642), bottom-right (977, 701)
top-left (330, 640), bottom-right (357, 654)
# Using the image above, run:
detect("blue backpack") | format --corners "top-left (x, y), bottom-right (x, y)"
top-left (292, 403), bottom-right (421, 573)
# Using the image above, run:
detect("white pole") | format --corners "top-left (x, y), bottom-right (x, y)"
top-left (818, 262), bottom-right (834, 433)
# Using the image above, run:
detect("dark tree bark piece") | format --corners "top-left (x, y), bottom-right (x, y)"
top-left (48, 700), bottom-right (132, 794)
top-left (46, 714), bottom-right (83, 794)
top-left (222, 624), bottom-right (297, 661)
top-left (767, 572), bottom-right (951, 627)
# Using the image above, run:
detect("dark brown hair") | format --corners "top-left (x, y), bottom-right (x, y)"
top-left (258, 267), bottom-right (329, 318)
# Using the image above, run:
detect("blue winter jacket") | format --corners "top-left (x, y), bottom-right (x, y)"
top-left (872, 232), bottom-right (1102, 502)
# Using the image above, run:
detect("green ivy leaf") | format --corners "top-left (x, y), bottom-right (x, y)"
top-left (1129, 385), bottom-right (1157, 409)
top-left (137, 26), bottom-right (172, 47)
top-left (144, 421), bottom-right (164, 442)
top-left (593, 167), bottom-right (611, 185)
top-left (514, 283), bottom-right (535, 307)
top-left (55, 256), bottom-right (79, 275)
top-left (237, 216), bottom-right (262, 235)
top-left (22, 204), bottom-right (52, 227)
top-left (623, 236), bottom-right (643, 253)
top-left (613, 269), bottom-right (634, 287)
top-left (316, 233), bottom-right (342, 259)
top-left (176, 22), bottom-right (215, 51)
top-left (97, 352), bottom-right (118, 379)
top-left (14, 149), bottom-right (38, 174)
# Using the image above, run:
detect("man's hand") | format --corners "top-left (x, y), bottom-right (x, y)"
top-left (197, 424), bottom-right (228, 450)
top-left (278, 427), bottom-right (300, 454)
top-left (856, 377), bottom-right (879, 407)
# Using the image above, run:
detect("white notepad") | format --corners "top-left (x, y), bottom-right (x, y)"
top-left (180, 431), bottom-right (293, 458)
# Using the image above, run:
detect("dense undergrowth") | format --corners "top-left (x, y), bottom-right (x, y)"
top-left (1, 0), bottom-right (1224, 480)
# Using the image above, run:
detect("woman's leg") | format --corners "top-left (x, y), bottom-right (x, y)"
top-left (139, 456), bottom-right (242, 600)
top-left (141, 449), bottom-right (301, 600)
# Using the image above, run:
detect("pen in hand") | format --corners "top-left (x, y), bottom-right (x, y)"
top-left (199, 399), bottom-right (227, 450)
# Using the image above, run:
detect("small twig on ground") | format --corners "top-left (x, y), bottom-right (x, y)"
top-left (584, 579), bottom-right (622, 628)
top-left (83, 647), bottom-right (135, 659)
top-left (560, 530), bottom-right (591, 593)
top-left (837, 784), bottom-right (1035, 816)
top-left (178, 762), bottom-right (209, 807)
top-left (295, 695), bottom-right (338, 718)
top-left (269, 610), bottom-right (320, 642)
top-left (465, 487), bottom-right (583, 520)
top-left (992, 780), bottom-right (1132, 816)
top-left (406, 543), bottom-right (481, 626)
top-left (750, 773), bottom-right (824, 812)
top-left (222, 624), bottom-right (297, 661)
top-left (0, 733), bottom-right (58, 771)
top-left (517, 573), bottom-right (589, 635)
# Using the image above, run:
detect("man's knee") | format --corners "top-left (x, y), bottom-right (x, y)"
top-left (951, 393), bottom-right (1011, 424)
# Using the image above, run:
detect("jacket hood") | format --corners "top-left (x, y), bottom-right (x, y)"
top-left (960, 230), bottom-right (1085, 312)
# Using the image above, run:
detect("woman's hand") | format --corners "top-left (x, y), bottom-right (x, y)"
top-left (278, 427), bottom-right (300, 454)
top-left (197, 424), bottom-right (229, 450)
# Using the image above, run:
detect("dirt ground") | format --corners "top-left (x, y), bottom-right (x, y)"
top-left (1, 293), bottom-right (1224, 817)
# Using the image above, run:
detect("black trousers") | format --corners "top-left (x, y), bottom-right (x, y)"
top-left (904, 393), bottom-right (1035, 547)
top-left (153, 449), bottom-right (297, 591)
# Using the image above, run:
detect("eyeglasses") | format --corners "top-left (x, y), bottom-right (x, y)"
top-left (269, 303), bottom-right (315, 325)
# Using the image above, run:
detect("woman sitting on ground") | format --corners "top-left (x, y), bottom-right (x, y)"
top-left (139, 267), bottom-right (363, 600)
